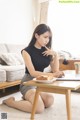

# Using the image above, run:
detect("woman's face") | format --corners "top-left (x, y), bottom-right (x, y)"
top-left (35, 31), bottom-right (50, 48)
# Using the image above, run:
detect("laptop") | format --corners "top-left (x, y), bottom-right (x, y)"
top-left (57, 73), bottom-right (80, 81)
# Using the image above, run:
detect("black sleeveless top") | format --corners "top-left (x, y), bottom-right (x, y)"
top-left (23, 46), bottom-right (51, 74)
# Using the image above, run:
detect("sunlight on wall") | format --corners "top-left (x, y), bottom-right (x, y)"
top-left (0, 0), bottom-right (33, 45)
top-left (48, 0), bottom-right (80, 57)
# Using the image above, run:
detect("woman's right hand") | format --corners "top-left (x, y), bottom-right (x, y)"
top-left (53, 71), bottom-right (64, 78)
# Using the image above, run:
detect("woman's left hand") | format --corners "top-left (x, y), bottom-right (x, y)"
top-left (42, 46), bottom-right (56, 57)
top-left (53, 71), bottom-right (65, 78)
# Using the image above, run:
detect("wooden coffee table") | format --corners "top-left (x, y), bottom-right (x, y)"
top-left (23, 80), bottom-right (80, 120)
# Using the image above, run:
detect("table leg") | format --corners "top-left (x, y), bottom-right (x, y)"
top-left (65, 90), bottom-right (72, 120)
top-left (31, 89), bottom-right (40, 120)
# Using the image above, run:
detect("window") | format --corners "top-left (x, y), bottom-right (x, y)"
top-left (48, 0), bottom-right (80, 58)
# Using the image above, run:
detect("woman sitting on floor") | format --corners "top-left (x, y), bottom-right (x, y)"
top-left (3, 24), bottom-right (64, 113)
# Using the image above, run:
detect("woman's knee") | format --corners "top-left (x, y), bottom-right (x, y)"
top-left (36, 103), bottom-right (44, 113)
top-left (45, 95), bottom-right (54, 108)
top-left (24, 89), bottom-right (36, 101)
top-left (24, 89), bottom-right (45, 113)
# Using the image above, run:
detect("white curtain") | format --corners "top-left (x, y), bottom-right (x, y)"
top-left (39, 1), bottom-right (49, 24)
top-left (35, 0), bottom-right (49, 25)
top-left (38, 0), bottom-right (49, 3)
top-left (48, 0), bottom-right (80, 58)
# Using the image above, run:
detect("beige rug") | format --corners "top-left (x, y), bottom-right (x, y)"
top-left (0, 92), bottom-right (80, 120)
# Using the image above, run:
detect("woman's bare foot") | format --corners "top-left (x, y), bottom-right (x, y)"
top-left (3, 97), bottom-right (15, 106)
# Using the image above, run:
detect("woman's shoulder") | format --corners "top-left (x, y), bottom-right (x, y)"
top-left (23, 46), bottom-right (32, 51)
top-left (21, 46), bottom-right (29, 54)
top-left (23, 46), bottom-right (35, 55)
top-left (21, 46), bottom-right (31, 57)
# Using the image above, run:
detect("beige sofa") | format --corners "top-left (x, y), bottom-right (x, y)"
top-left (0, 44), bottom-right (26, 89)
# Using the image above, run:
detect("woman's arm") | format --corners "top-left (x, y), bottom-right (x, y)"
top-left (50, 52), bottom-right (64, 78)
top-left (42, 46), bottom-right (64, 77)
top-left (50, 52), bottom-right (59, 73)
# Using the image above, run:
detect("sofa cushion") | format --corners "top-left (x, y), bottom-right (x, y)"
top-left (0, 65), bottom-right (25, 81)
top-left (0, 44), bottom-right (8, 53)
top-left (5, 44), bottom-right (26, 53)
top-left (0, 53), bottom-right (24, 65)
top-left (0, 58), bottom-right (7, 65)
top-left (0, 53), bottom-right (20, 65)
top-left (44, 65), bottom-right (51, 72)
top-left (0, 69), bottom-right (6, 82)
top-left (11, 53), bottom-right (24, 64)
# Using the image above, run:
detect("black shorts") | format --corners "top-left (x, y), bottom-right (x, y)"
top-left (20, 74), bottom-right (36, 97)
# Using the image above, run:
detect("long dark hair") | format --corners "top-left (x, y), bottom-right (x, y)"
top-left (28, 24), bottom-right (52, 48)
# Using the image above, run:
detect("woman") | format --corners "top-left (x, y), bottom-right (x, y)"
top-left (3, 24), bottom-right (64, 113)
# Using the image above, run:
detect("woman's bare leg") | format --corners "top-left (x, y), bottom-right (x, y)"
top-left (3, 89), bottom-right (45, 113)
top-left (24, 89), bottom-right (45, 113)
top-left (3, 97), bottom-right (33, 112)
top-left (40, 92), bottom-right (54, 108)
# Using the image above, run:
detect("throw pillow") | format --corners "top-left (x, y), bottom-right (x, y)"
top-left (12, 53), bottom-right (24, 64)
top-left (0, 53), bottom-right (21, 66)
top-left (0, 58), bottom-right (7, 65)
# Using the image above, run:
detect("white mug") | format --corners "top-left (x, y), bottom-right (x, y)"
top-left (74, 62), bottom-right (80, 74)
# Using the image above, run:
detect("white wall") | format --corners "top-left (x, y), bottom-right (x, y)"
top-left (0, 0), bottom-right (34, 45)
top-left (48, 0), bottom-right (80, 57)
